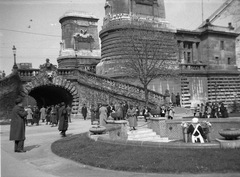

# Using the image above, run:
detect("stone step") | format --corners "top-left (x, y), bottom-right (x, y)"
top-left (128, 137), bottom-right (170, 143)
top-left (128, 132), bottom-right (157, 139)
top-left (127, 129), bottom-right (153, 135)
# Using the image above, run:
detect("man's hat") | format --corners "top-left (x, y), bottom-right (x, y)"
top-left (192, 118), bottom-right (199, 124)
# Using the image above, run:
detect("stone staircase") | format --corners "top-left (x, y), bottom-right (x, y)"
top-left (127, 122), bottom-right (171, 143)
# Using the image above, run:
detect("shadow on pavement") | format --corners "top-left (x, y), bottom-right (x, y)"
top-left (25, 144), bottom-right (41, 151)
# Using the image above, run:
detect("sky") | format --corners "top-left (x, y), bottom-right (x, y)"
top-left (0, 0), bottom-right (228, 75)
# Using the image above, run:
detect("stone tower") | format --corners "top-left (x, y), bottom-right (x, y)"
top-left (58, 11), bottom-right (101, 72)
top-left (97, 0), bottom-right (176, 77)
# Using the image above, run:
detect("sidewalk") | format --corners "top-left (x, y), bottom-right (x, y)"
top-left (1, 118), bottom-right (239, 177)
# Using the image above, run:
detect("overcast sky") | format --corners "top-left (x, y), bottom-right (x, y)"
top-left (0, 0), bottom-right (227, 75)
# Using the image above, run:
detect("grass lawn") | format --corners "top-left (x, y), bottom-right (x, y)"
top-left (51, 133), bottom-right (240, 174)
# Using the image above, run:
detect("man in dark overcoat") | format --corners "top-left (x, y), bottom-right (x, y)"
top-left (9, 98), bottom-right (28, 152)
top-left (58, 102), bottom-right (68, 137)
top-left (81, 104), bottom-right (88, 120)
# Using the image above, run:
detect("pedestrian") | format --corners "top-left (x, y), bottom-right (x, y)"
top-left (127, 105), bottom-right (137, 130)
top-left (32, 105), bottom-right (40, 126)
top-left (81, 104), bottom-right (88, 120)
top-left (26, 105), bottom-right (33, 126)
top-left (99, 103), bottom-right (108, 126)
top-left (66, 105), bottom-right (72, 123)
top-left (56, 104), bottom-right (60, 125)
top-left (171, 93), bottom-right (176, 106)
top-left (135, 105), bottom-right (140, 120)
top-left (40, 106), bottom-right (46, 122)
top-left (9, 98), bottom-right (28, 153)
top-left (199, 103), bottom-right (205, 118)
top-left (167, 104), bottom-right (175, 119)
top-left (160, 105), bottom-right (166, 117)
top-left (116, 103), bottom-right (124, 120)
top-left (122, 101), bottom-right (128, 119)
top-left (58, 102), bottom-right (68, 137)
top-left (206, 103), bottom-right (212, 119)
top-left (90, 104), bottom-right (96, 125)
top-left (107, 102), bottom-right (115, 118)
top-left (142, 106), bottom-right (150, 122)
top-left (45, 106), bottom-right (51, 125)
top-left (176, 92), bottom-right (181, 107)
top-left (220, 102), bottom-right (228, 118)
top-left (50, 105), bottom-right (57, 127)
top-left (194, 104), bottom-right (200, 117)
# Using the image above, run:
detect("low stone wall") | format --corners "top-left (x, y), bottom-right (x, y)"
top-left (148, 117), bottom-right (167, 137)
top-left (148, 117), bottom-right (240, 141)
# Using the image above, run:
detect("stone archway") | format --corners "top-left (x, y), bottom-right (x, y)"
top-left (22, 72), bottom-right (79, 114)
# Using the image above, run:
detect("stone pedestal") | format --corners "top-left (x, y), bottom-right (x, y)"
top-left (106, 120), bottom-right (128, 140)
top-left (148, 117), bottom-right (167, 137)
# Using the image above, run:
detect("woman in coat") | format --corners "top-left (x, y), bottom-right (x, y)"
top-left (33, 106), bottom-right (40, 126)
top-left (9, 98), bottom-right (28, 152)
top-left (58, 102), bottom-right (68, 137)
top-left (26, 105), bottom-right (33, 126)
top-left (127, 105), bottom-right (137, 130)
top-left (50, 105), bottom-right (57, 127)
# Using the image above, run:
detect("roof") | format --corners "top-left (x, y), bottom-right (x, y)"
top-left (59, 11), bottom-right (98, 22)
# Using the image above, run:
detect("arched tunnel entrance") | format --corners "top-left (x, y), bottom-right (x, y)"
top-left (29, 85), bottom-right (73, 108)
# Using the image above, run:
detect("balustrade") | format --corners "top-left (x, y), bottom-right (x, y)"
top-left (180, 63), bottom-right (207, 72)
top-left (18, 67), bottom-right (164, 104)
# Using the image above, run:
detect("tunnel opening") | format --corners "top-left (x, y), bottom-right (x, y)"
top-left (29, 85), bottom-right (73, 108)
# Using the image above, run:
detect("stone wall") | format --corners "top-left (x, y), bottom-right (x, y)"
top-left (0, 72), bottom-right (22, 120)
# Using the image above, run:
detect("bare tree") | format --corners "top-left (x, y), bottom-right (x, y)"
top-left (118, 23), bottom-right (179, 106)
top-left (223, 0), bottom-right (240, 25)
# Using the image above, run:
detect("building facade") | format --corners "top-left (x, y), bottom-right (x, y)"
top-left (96, 0), bottom-right (240, 108)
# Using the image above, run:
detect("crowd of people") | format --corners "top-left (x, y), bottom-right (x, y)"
top-left (193, 102), bottom-right (228, 118)
top-left (24, 104), bottom-right (72, 128)
top-left (83, 101), bottom-right (178, 130)
top-left (9, 99), bottom-right (72, 153)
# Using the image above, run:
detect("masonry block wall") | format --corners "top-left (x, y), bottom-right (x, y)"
top-left (0, 72), bottom-right (23, 120)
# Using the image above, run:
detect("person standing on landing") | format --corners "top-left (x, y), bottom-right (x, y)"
top-left (127, 105), bottom-right (137, 130)
top-left (9, 98), bottom-right (28, 153)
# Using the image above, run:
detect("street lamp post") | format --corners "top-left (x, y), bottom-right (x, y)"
top-left (12, 45), bottom-right (18, 71)
top-left (75, 50), bottom-right (78, 69)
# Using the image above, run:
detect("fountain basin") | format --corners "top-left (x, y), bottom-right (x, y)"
top-left (218, 128), bottom-right (240, 140)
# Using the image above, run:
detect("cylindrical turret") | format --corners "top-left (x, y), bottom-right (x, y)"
top-left (97, 0), bottom-right (175, 78)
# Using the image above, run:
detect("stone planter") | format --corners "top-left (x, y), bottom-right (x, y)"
top-left (219, 128), bottom-right (240, 140)
top-left (89, 126), bottom-right (106, 135)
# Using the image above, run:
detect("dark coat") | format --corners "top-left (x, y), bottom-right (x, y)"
top-left (58, 105), bottom-right (68, 131)
top-left (9, 105), bottom-right (27, 141)
top-left (81, 106), bottom-right (87, 117)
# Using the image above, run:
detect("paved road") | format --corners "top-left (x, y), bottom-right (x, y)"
top-left (1, 118), bottom-right (239, 177)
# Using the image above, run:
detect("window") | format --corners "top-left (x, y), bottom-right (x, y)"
top-left (187, 52), bottom-right (191, 63)
top-left (220, 41), bottom-right (224, 50)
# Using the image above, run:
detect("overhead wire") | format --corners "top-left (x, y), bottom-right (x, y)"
top-left (0, 28), bottom-right (61, 38)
